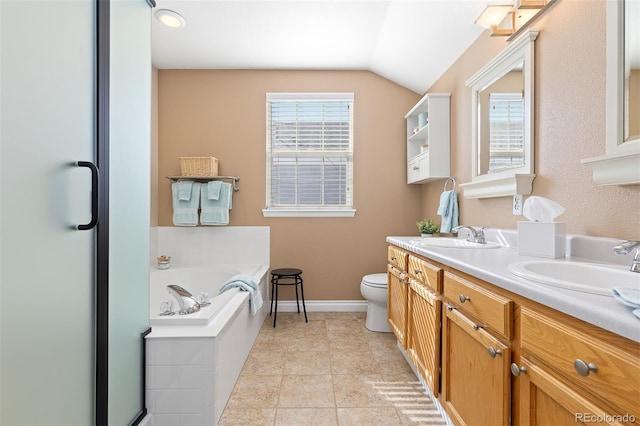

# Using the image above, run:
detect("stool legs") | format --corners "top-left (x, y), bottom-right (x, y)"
top-left (269, 272), bottom-right (307, 327)
top-left (298, 275), bottom-right (308, 323)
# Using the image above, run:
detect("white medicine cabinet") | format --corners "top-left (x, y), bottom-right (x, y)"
top-left (405, 93), bottom-right (451, 184)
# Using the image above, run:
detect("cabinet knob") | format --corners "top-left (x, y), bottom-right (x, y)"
top-left (574, 359), bottom-right (598, 376)
top-left (413, 166), bottom-right (420, 171)
top-left (511, 363), bottom-right (527, 377)
top-left (459, 294), bottom-right (471, 303)
top-left (472, 323), bottom-right (484, 331)
top-left (414, 269), bottom-right (422, 275)
top-left (488, 347), bottom-right (502, 358)
top-left (391, 256), bottom-right (396, 261)
top-left (447, 305), bottom-right (455, 312)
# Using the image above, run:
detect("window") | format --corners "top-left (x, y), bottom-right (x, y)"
top-left (488, 92), bottom-right (525, 172)
top-left (263, 93), bottom-right (355, 217)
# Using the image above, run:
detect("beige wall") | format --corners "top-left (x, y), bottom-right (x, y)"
top-left (423, 0), bottom-right (639, 239)
top-left (157, 70), bottom-right (421, 300)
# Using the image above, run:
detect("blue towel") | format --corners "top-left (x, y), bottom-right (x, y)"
top-left (207, 181), bottom-right (222, 200)
top-left (177, 181), bottom-right (194, 201)
top-left (437, 190), bottom-right (459, 233)
top-left (612, 287), bottom-right (640, 309)
top-left (219, 275), bottom-right (263, 315)
top-left (200, 182), bottom-right (232, 225)
top-left (172, 182), bottom-right (201, 226)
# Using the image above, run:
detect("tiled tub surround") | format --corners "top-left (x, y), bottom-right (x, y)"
top-left (388, 230), bottom-right (640, 343)
top-left (147, 226), bottom-right (270, 425)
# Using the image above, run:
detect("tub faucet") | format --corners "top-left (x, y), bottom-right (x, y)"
top-left (166, 284), bottom-right (201, 315)
top-left (612, 240), bottom-right (640, 273)
top-left (452, 225), bottom-right (486, 244)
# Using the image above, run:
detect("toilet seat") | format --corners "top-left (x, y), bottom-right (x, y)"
top-left (362, 273), bottom-right (387, 288)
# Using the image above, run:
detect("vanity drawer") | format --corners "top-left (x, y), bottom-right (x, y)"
top-left (408, 255), bottom-right (442, 293)
top-left (443, 272), bottom-right (513, 339)
top-left (520, 307), bottom-right (640, 418)
top-left (388, 245), bottom-right (408, 271)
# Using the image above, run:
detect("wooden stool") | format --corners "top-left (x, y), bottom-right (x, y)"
top-left (270, 268), bottom-right (307, 327)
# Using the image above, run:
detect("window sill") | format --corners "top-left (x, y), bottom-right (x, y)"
top-left (262, 208), bottom-right (356, 218)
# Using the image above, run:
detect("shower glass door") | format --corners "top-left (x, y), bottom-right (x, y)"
top-left (0, 0), bottom-right (96, 424)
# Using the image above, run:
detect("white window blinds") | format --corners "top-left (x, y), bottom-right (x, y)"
top-left (489, 92), bottom-right (525, 172)
top-left (265, 93), bottom-right (354, 217)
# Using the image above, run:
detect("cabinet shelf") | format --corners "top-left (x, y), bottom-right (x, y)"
top-left (405, 93), bottom-right (450, 184)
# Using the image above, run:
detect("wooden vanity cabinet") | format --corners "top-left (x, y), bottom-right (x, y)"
top-left (441, 271), bottom-right (513, 426)
top-left (406, 254), bottom-right (443, 396)
top-left (387, 245), bottom-right (409, 347)
top-left (516, 307), bottom-right (640, 425)
top-left (388, 264), bottom-right (408, 347)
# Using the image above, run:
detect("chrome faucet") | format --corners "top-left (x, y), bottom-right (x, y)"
top-left (166, 284), bottom-right (201, 315)
top-left (612, 240), bottom-right (640, 273)
top-left (452, 225), bottom-right (486, 244)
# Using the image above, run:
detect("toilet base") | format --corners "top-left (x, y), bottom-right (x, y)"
top-left (365, 302), bottom-right (392, 333)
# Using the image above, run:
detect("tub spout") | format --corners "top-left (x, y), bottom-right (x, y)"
top-left (166, 284), bottom-right (201, 315)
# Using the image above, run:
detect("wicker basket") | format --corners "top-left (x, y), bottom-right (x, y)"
top-left (179, 157), bottom-right (219, 176)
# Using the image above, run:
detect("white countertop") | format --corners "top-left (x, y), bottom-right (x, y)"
top-left (387, 233), bottom-right (640, 343)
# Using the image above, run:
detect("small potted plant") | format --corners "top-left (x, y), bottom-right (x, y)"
top-left (417, 219), bottom-right (440, 237)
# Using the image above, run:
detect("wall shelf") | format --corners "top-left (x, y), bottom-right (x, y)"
top-left (166, 175), bottom-right (240, 191)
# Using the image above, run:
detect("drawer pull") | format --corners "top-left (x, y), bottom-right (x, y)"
top-left (472, 324), bottom-right (484, 330)
top-left (459, 294), bottom-right (471, 303)
top-left (510, 363), bottom-right (527, 376)
top-left (574, 359), bottom-right (598, 376)
top-left (447, 305), bottom-right (456, 311)
top-left (414, 269), bottom-right (422, 275)
top-left (488, 347), bottom-right (502, 358)
top-left (391, 256), bottom-right (396, 261)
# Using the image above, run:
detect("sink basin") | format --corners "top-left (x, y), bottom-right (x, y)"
top-left (409, 238), bottom-right (501, 249)
top-left (508, 260), bottom-right (640, 295)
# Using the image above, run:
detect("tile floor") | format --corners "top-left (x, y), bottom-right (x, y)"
top-left (219, 312), bottom-right (449, 425)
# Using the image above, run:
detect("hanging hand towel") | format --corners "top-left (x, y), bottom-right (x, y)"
top-left (207, 181), bottom-right (222, 200)
top-left (200, 182), bottom-right (232, 225)
top-left (437, 190), bottom-right (459, 233)
top-left (177, 180), bottom-right (194, 201)
top-left (172, 182), bottom-right (201, 226)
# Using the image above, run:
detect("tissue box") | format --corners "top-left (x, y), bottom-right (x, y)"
top-left (517, 222), bottom-right (566, 258)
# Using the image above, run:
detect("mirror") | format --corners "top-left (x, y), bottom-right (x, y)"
top-left (460, 30), bottom-right (537, 199)
top-left (624, 0), bottom-right (639, 144)
top-left (582, 0), bottom-right (640, 185)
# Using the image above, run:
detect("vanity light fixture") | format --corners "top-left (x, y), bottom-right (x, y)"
top-left (475, 1), bottom-right (551, 37)
top-left (475, 5), bottom-right (512, 29)
top-left (155, 9), bottom-right (186, 29)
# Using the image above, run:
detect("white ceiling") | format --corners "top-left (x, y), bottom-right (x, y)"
top-left (151, 0), bottom-right (490, 94)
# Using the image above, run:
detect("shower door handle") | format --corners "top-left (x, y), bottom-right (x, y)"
top-left (76, 161), bottom-right (99, 230)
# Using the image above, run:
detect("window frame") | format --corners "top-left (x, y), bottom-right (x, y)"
top-left (263, 92), bottom-right (356, 218)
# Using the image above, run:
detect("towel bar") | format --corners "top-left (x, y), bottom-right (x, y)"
top-left (166, 175), bottom-right (240, 191)
top-left (444, 176), bottom-right (456, 192)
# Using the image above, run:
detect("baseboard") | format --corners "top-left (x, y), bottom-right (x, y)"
top-left (270, 300), bottom-right (368, 312)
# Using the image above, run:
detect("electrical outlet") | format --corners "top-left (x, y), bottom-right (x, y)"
top-left (513, 195), bottom-right (523, 215)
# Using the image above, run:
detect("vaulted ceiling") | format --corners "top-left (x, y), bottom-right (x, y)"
top-left (151, 1), bottom-right (490, 94)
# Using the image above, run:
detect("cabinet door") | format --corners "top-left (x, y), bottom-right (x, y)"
top-left (387, 265), bottom-right (408, 347)
top-left (408, 280), bottom-right (441, 396)
top-left (516, 358), bottom-right (629, 426)
top-left (442, 305), bottom-right (511, 426)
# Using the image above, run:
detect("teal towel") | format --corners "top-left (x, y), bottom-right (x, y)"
top-left (207, 181), bottom-right (222, 200)
top-left (177, 181), bottom-right (194, 201)
top-left (437, 190), bottom-right (459, 233)
top-left (172, 182), bottom-right (201, 226)
top-left (200, 182), bottom-right (232, 225)
top-left (219, 275), bottom-right (263, 314)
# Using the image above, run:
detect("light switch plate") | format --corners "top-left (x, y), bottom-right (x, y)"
top-left (513, 195), bottom-right (523, 215)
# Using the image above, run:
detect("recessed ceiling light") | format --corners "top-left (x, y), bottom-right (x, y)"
top-left (155, 9), bottom-right (186, 29)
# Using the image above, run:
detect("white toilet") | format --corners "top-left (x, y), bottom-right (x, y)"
top-left (360, 273), bottom-right (392, 332)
